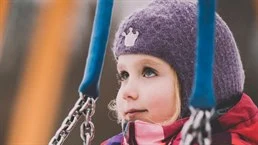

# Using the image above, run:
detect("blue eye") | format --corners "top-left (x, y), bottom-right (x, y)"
top-left (143, 67), bottom-right (157, 78)
top-left (117, 71), bottom-right (129, 81)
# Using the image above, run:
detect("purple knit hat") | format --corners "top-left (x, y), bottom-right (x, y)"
top-left (112, 0), bottom-right (245, 117)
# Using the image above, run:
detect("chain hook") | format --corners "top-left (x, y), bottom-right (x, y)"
top-left (80, 96), bottom-right (96, 145)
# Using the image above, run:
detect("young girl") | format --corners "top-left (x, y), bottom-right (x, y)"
top-left (102, 0), bottom-right (258, 144)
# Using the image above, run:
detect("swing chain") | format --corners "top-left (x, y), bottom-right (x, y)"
top-left (180, 106), bottom-right (214, 145)
top-left (80, 97), bottom-right (96, 145)
top-left (49, 95), bottom-right (96, 145)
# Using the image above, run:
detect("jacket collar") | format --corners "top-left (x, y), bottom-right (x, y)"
top-left (218, 93), bottom-right (257, 129)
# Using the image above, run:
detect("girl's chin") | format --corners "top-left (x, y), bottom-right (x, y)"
top-left (124, 111), bottom-right (147, 121)
top-left (123, 117), bottom-right (176, 126)
top-left (124, 116), bottom-right (154, 124)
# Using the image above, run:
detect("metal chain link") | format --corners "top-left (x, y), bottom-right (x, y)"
top-left (49, 94), bottom-right (96, 145)
top-left (80, 97), bottom-right (96, 145)
top-left (180, 107), bottom-right (214, 145)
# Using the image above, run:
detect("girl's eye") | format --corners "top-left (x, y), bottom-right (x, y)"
top-left (117, 71), bottom-right (129, 82)
top-left (143, 67), bottom-right (157, 78)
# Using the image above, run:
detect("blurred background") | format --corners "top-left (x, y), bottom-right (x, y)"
top-left (0, 0), bottom-right (257, 145)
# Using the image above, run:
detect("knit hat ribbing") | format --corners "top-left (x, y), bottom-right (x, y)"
top-left (112, 0), bottom-right (245, 117)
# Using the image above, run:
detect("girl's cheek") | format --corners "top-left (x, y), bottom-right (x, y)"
top-left (116, 96), bottom-right (124, 116)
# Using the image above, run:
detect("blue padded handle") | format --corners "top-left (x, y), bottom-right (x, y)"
top-left (78, 0), bottom-right (114, 98)
top-left (190, 0), bottom-right (216, 109)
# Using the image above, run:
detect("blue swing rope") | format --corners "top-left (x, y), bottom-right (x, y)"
top-left (190, 0), bottom-right (216, 109)
top-left (181, 0), bottom-right (216, 145)
top-left (78, 0), bottom-right (114, 144)
top-left (79, 0), bottom-right (114, 99)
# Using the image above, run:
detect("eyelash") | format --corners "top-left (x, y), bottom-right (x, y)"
top-left (143, 67), bottom-right (157, 78)
top-left (116, 71), bottom-right (129, 82)
top-left (117, 67), bottom-right (158, 82)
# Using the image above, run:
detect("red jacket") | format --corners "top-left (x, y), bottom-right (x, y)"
top-left (102, 93), bottom-right (258, 145)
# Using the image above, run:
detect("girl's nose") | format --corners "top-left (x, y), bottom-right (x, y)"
top-left (122, 80), bottom-right (139, 101)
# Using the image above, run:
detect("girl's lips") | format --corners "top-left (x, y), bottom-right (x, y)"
top-left (125, 109), bottom-right (148, 115)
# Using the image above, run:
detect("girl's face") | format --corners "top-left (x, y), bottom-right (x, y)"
top-left (116, 54), bottom-right (180, 125)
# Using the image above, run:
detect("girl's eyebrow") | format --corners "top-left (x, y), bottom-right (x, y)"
top-left (138, 59), bottom-right (161, 67)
